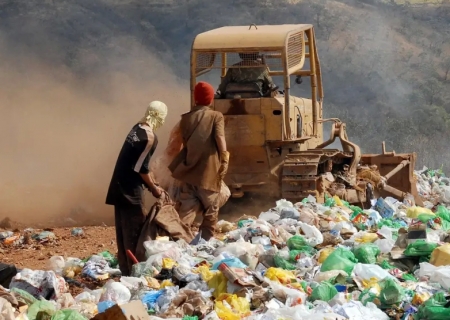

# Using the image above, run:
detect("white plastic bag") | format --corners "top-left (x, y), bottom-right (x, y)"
top-left (298, 222), bottom-right (323, 246)
top-left (374, 239), bottom-right (395, 254)
top-left (274, 199), bottom-right (295, 212)
top-left (364, 209), bottom-right (382, 228)
top-left (99, 280), bottom-right (131, 304)
top-left (264, 278), bottom-right (307, 307)
top-left (120, 276), bottom-right (147, 291)
top-left (352, 263), bottom-right (395, 291)
top-left (259, 211), bottom-right (280, 223)
top-left (143, 240), bottom-right (179, 257)
top-left (48, 256), bottom-right (65, 275)
top-left (314, 270), bottom-right (348, 282)
top-left (415, 262), bottom-right (450, 290)
top-left (332, 301), bottom-right (389, 320)
top-left (75, 289), bottom-right (102, 304)
top-left (10, 269), bottom-right (67, 300)
top-left (332, 221), bottom-right (357, 233)
top-left (0, 297), bottom-right (15, 320)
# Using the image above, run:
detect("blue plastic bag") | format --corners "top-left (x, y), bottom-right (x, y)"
top-left (211, 257), bottom-right (247, 270)
top-left (141, 290), bottom-right (163, 310)
top-left (97, 301), bottom-right (116, 313)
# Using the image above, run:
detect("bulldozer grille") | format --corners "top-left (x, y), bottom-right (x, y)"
top-left (194, 31), bottom-right (305, 75)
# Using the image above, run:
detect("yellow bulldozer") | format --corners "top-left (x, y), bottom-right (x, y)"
top-left (190, 24), bottom-right (422, 207)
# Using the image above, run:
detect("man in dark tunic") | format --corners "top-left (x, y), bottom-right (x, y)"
top-left (106, 101), bottom-right (168, 276)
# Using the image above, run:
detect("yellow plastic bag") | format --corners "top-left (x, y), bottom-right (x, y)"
top-left (145, 277), bottom-right (160, 289)
top-left (196, 265), bottom-right (216, 282)
top-left (162, 258), bottom-right (177, 269)
top-left (318, 247), bottom-right (335, 264)
top-left (265, 267), bottom-right (295, 284)
top-left (208, 272), bottom-right (228, 298)
top-left (333, 195), bottom-right (344, 207)
top-left (412, 292), bottom-right (431, 305)
top-left (160, 279), bottom-right (174, 288)
top-left (215, 294), bottom-right (250, 320)
top-left (407, 206), bottom-right (434, 219)
top-left (361, 277), bottom-right (382, 295)
top-left (215, 302), bottom-right (240, 320)
top-left (354, 232), bottom-right (379, 243)
top-left (430, 243), bottom-right (450, 267)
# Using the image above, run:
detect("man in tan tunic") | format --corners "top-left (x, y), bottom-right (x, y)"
top-left (169, 81), bottom-right (229, 240)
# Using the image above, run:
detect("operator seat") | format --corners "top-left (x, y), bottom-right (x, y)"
top-left (223, 82), bottom-right (262, 99)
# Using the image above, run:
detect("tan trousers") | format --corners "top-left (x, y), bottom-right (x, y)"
top-left (178, 182), bottom-right (220, 241)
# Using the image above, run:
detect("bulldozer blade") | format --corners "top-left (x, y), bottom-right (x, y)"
top-left (360, 151), bottom-right (423, 206)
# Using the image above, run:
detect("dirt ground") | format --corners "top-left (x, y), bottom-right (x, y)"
top-left (1, 226), bottom-right (117, 270)
top-left (0, 193), bottom-right (276, 271)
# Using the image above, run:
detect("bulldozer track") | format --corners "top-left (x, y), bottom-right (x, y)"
top-left (280, 149), bottom-right (354, 202)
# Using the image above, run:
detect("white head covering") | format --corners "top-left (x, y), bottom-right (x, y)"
top-left (139, 100), bottom-right (168, 131)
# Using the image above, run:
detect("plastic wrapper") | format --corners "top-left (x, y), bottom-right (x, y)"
top-left (10, 269), bottom-right (67, 300)
top-left (297, 206), bottom-right (320, 226)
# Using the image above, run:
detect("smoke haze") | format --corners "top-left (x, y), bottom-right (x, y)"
top-left (0, 34), bottom-right (189, 225)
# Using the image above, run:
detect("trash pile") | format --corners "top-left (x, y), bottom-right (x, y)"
top-left (1, 167), bottom-right (450, 320)
top-left (0, 229), bottom-right (57, 248)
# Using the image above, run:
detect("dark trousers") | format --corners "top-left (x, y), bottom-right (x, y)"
top-left (114, 204), bottom-right (146, 276)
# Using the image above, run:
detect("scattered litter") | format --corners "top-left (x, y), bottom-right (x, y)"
top-left (71, 228), bottom-right (84, 237)
top-left (2, 167), bottom-right (450, 319)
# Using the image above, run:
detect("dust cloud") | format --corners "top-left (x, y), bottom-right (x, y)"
top-left (0, 35), bottom-right (190, 227)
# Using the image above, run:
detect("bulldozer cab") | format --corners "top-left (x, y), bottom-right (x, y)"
top-left (190, 24), bottom-right (323, 142)
top-left (189, 24), bottom-right (421, 206)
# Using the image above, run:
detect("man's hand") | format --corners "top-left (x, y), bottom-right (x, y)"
top-left (150, 186), bottom-right (164, 198)
top-left (218, 151), bottom-right (230, 181)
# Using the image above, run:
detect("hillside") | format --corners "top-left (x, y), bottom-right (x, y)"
top-left (0, 0), bottom-right (449, 221)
